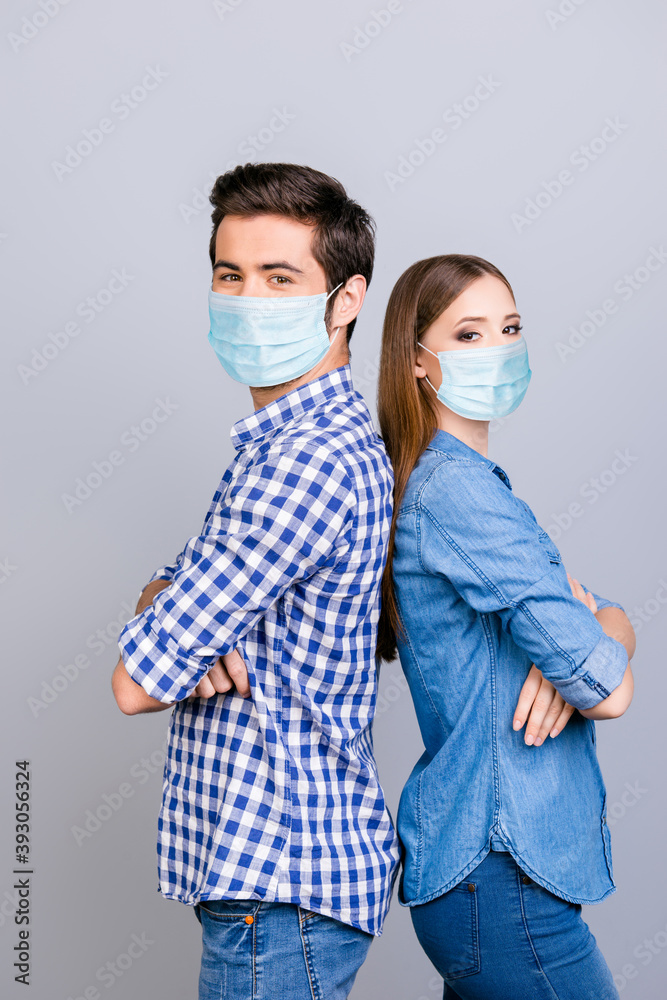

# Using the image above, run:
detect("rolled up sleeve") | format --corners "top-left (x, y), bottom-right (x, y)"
top-left (119, 446), bottom-right (355, 703)
top-left (581, 588), bottom-right (625, 613)
top-left (419, 461), bottom-right (628, 711)
top-left (147, 557), bottom-right (182, 586)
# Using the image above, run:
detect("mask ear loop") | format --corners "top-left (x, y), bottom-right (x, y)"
top-left (324, 282), bottom-right (344, 354)
top-left (417, 341), bottom-right (439, 396)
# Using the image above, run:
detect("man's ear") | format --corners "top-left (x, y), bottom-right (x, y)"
top-left (330, 275), bottom-right (366, 331)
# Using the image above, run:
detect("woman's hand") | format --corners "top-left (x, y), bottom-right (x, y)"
top-left (514, 571), bottom-right (598, 745)
top-left (513, 571), bottom-right (634, 732)
top-left (566, 572), bottom-right (598, 614)
top-left (513, 665), bottom-right (575, 746)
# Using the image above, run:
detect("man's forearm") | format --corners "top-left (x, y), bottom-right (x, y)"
top-left (112, 577), bottom-right (175, 715)
top-left (112, 657), bottom-right (175, 714)
top-left (136, 577), bottom-right (173, 614)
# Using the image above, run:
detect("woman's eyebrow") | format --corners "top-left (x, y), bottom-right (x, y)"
top-left (454, 315), bottom-right (486, 326)
top-left (453, 313), bottom-right (521, 327)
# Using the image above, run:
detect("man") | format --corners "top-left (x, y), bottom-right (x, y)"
top-left (112, 163), bottom-right (400, 999)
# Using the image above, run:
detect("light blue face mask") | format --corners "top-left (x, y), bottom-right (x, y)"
top-left (418, 337), bottom-right (532, 420)
top-left (208, 283), bottom-right (342, 387)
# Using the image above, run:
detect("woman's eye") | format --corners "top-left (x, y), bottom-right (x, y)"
top-left (504, 324), bottom-right (523, 335)
top-left (458, 331), bottom-right (480, 342)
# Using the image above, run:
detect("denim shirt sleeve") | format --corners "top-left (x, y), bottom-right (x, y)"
top-left (418, 460), bottom-right (628, 710)
top-left (580, 589), bottom-right (625, 613)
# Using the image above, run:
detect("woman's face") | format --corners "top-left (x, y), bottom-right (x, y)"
top-left (415, 274), bottom-right (522, 386)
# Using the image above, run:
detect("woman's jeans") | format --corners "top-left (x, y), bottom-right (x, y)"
top-left (410, 851), bottom-right (619, 1000)
top-left (194, 898), bottom-right (373, 1000)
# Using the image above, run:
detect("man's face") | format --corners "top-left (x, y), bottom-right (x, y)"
top-left (212, 214), bottom-right (328, 298)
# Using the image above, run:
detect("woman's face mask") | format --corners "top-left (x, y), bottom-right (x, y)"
top-left (418, 337), bottom-right (532, 421)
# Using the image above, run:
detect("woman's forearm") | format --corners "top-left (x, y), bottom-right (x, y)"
top-left (595, 606), bottom-right (636, 660)
top-left (578, 607), bottom-right (635, 720)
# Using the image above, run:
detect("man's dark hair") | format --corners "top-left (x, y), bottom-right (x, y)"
top-left (208, 163), bottom-right (375, 341)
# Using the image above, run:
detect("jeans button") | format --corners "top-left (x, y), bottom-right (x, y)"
top-left (245, 915), bottom-right (254, 924)
top-left (467, 883), bottom-right (476, 892)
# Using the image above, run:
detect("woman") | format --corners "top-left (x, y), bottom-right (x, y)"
top-left (377, 255), bottom-right (635, 999)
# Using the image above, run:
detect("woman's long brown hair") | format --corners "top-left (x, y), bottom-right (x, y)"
top-left (376, 255), bottom-right (515, 662)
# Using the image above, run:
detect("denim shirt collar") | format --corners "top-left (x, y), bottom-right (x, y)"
top-left (231, 365), bottom-right (355, 452)
top-left (428, 429), bottom-right (512, 490)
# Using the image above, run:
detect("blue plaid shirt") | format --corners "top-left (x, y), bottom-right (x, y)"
top-left (118, 365), bottom-right (400, 935)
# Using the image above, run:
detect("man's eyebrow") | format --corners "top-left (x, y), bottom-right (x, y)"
top-left (259, 260), bottom-right (305, 275)
top-left (212, 259), bottom-right (306, 275)
top-left (213, 259), bottom-right (241, 272)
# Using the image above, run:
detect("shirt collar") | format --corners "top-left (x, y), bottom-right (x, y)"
top-left (231, 364), bottom-right (356, 451)
top-left (428, 428), bottom-right (512, 489)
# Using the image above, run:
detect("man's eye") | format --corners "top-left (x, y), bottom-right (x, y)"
top-left (219, 273), bottom-right (240, 281)
top-left (271, 275), bottom-right (291, 284)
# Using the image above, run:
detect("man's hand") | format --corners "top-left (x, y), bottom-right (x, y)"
top-left (189, 649), bottom-right (251, 700)
top-left (513, 665), bottom-right (575, 746)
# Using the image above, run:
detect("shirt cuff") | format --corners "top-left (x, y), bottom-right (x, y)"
top-left (582, 587), bottom-right (625, 613)
top-left (148, 564), bottom-right (178, 585)
top-left (553, 633), bottom-right (628, 710)
top-left (118, 608), bottom-right (216, 703)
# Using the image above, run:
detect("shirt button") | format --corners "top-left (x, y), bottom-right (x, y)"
top-left (245, 915), bottom-right (254, 924)
top-left (467, 883), bottom-right (476, 892)
top-left (521, 875), bottom-right (531, 885)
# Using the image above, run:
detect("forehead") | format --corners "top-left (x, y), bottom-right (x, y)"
top-left (445, 275), bottom-right (515, 317)
top-left (215, 213), bottom-right (318, 266)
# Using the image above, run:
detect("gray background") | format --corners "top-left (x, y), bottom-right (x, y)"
top-left (1, 0), bottom-right (665, 997)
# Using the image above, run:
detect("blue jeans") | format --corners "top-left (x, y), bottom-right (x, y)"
top-left (410, 851), bottom-right (619, 1000)
top-left (194, 898), bottom-right (373, 999)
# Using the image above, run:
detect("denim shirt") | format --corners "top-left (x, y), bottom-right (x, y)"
top-left (393, 430), bottom-right (628, 907)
